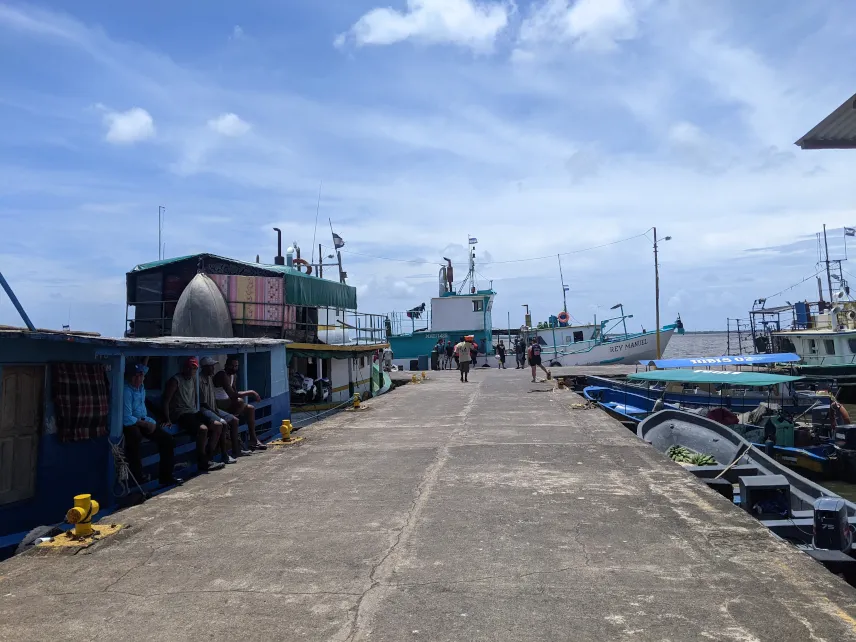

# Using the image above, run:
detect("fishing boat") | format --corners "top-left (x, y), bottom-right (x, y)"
top-left (387, 243), bottom-right (496, 370)
top-left (534, 317), bottom-right (680, 367)
top-left (584, 368), bottom-right (838, 477)
top-left (637, 410), bottom-right (856, 583)
top-left (743, 226), bottom-right (856, 392)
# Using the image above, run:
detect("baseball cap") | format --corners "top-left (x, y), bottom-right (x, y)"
top-left (185, 357), bottom-right (200, 369)
top-left (200, 356), bottom-right (218, 367)
top-left (133, 363), bottom-right (149, 375)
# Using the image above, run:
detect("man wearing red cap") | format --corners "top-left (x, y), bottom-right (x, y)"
top-left (162, 357), bottom-right (225, 472)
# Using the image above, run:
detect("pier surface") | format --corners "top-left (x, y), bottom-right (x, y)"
top-left (3, 370), bottom-right (856, 641)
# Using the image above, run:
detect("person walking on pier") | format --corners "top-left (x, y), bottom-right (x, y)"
top-left (527, 338), bottom-right (550, 383)
top-left (515, 338), bottom-right (526, 369)
top-left (497, 341), bottom-right (507, 369)
top-left (454, 336), bottom-right (472, 383)
top-left (444, 340), bottom-right (454, 369)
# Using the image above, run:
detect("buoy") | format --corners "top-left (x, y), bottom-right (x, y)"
top-left (557, 311), bottom-right (570, 325)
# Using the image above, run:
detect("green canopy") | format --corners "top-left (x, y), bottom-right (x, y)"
top-left (628, 370), bottom-right (803, 386)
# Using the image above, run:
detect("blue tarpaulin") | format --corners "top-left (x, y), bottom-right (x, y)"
top-left (640, 353), bottom-right (800, 368)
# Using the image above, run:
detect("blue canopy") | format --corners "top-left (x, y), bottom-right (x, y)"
top-left (639, 353), bottom-right (800, 368)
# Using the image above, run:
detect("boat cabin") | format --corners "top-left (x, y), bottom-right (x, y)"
top-left (0, 327), bottom-right (290, 554)
top-left (125, 253), bottom-right (390, 413)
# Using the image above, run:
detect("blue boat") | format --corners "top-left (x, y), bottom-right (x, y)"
top-left (588, 363), bottom-right (825, 415)
top-left (584, 370), bottom-right (838, 478)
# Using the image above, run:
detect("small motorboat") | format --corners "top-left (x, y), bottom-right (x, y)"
top-left (638, 409), bottom-right (856, 584)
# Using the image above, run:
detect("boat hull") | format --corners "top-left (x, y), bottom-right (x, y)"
top-left (586, 385), bottom-right (837, 478)
top-left (546, 328), bottom-right (674, 367)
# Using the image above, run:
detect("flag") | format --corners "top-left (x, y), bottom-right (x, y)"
top-left (846, 227), bottom-right (856, 237)
top-left (563, 285), bottom-right (570, 292)
top-left (332, 232), bottom-right (345, 248)
top-left (468, 237), bottom-right (478, 244)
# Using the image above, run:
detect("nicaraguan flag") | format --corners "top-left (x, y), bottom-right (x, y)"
top-left (845, 227), bottom-right (856, 237)
top-left (332, 232), bottom-right (345, 248)
top-left (468, 236), bottom-right (478, 244)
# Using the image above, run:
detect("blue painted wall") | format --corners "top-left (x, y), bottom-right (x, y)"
top-left (0, 337), bottom-right (111, 536)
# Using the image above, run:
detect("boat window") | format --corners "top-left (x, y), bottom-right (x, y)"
top-left (472, 300), bottom-right (484, 312)
top-left (825, 339), bottom-right (836, 355)
top-left (573, 331), bottom-right (584, 343)
top-left (849, 339), bottom-right (856, 354)
top-left (808, 339), bottom-right (817, 354)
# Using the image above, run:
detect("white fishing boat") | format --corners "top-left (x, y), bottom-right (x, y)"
top-left (531, 315), bottom-right (680, 367)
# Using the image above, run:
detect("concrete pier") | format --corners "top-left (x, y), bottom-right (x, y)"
top-left (3, 369), bottom-right (856, 641)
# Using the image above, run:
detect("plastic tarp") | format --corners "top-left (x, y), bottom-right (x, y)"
top-left (628, 370), bottom-right (803, 386)
top-left (285, 270), bottom-right (357, 310)
top-left (640, 353), bottom-right (800, 368)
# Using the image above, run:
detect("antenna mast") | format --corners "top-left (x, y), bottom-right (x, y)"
top-left (558, 254), bottom-right (567, 313)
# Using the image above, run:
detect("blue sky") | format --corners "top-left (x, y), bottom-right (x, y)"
top-left (1, 0), bottom-right (855, 335)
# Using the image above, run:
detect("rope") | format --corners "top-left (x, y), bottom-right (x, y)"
top-left (290, 397), bottom-right (359, 427)
top-left (109, 436), bottom-right (148, 498)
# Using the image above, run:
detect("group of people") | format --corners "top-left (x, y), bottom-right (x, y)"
top-left (430, 335), bottom-right (550, 384)
top-left (122, 355), bottom-right (267, 488)
top-left (433, 337), bottom-right (481, 371)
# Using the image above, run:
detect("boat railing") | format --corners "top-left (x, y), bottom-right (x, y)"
top-left (127, 299), bottom-right (389, 346)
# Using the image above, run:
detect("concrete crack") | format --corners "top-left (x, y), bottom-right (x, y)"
top-left (335, 379), bottom-right (482, 642)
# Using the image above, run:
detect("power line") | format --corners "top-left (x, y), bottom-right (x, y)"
top-left (322, 230), bottom-right (650, 268)
top-left (763, 269), bottom-right (823, 301)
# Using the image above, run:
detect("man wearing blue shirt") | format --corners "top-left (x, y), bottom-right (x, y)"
top-left (123, 361), bottom-right (182, 488)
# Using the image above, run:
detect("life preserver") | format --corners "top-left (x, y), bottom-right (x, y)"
top-left (557, 311), bottom-right (570, 325)
top-left (293, 258), bottom-right (312, 275)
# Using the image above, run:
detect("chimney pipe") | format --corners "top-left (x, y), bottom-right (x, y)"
top-left (273, 227), bottom-right (284, 265)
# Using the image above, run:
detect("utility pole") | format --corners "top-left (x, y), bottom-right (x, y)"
top-left (654, 227), bottom-right (662, 360)
top-left (558, 254), bottom-right (567, 313)
top-left (158, 206), bottom-right (165, 260)
top-left (823, 224), bottom-right (834, 304)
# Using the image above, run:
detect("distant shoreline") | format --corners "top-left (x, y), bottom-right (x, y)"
top-left (679, 330), bottom-right (727, 335)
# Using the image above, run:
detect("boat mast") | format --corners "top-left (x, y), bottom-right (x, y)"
top-left (823, 224), bottom-right (834, 304)
top-left (558, 254), bottom-right (567, 313)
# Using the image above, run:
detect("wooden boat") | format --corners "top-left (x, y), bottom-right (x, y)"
top-left (637, 409), bottom-right (856, 583)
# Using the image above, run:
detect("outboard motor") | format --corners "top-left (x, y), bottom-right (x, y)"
top-left (813, 497), bottom-right (852, 551)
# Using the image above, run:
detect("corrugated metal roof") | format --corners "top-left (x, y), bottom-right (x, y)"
top-left (795, 91), bottom-right (856, 149)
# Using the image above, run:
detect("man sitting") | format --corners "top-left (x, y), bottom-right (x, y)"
top-left (200, 357), bottom-right (252, 463)
top-left (213, 357), bottom-right (267, 451)
top-left (122, 361), bottom-right (182, 487)
top-left (163, 357), bottom-right (225, 472)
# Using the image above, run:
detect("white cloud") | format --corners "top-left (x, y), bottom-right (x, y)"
top-left (337, 0), bottom-right (510, 52)
top-left (230, 25), bottom-right (244, 40)
top-left (101, 107), bottom-right (155, 144)
top-left (518, 0), bottom-right (639, 54)
top-left (667, 121), bottom-right (705, 147)
top-left (207, 113), bottom-right (251, 137)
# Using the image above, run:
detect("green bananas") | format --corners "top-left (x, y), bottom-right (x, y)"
top-left (666, 445), bottom-right (716, 466)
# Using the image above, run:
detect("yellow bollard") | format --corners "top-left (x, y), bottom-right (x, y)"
top-left (66, 494), bottom-right (100, 538)
top-left (280, 419), bottom-right (293, 440)
top-left (353, 393), bottom-right (361, 409)
top-left (421, 371), bottom-right (427, 380)
top-left (411, 374), bottom-right (418, 384)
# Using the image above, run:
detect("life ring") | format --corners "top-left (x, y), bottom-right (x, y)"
top-left (293, 258), bottom-right (312, 275)
top-left (557, 311), bottom-right (570, 325)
